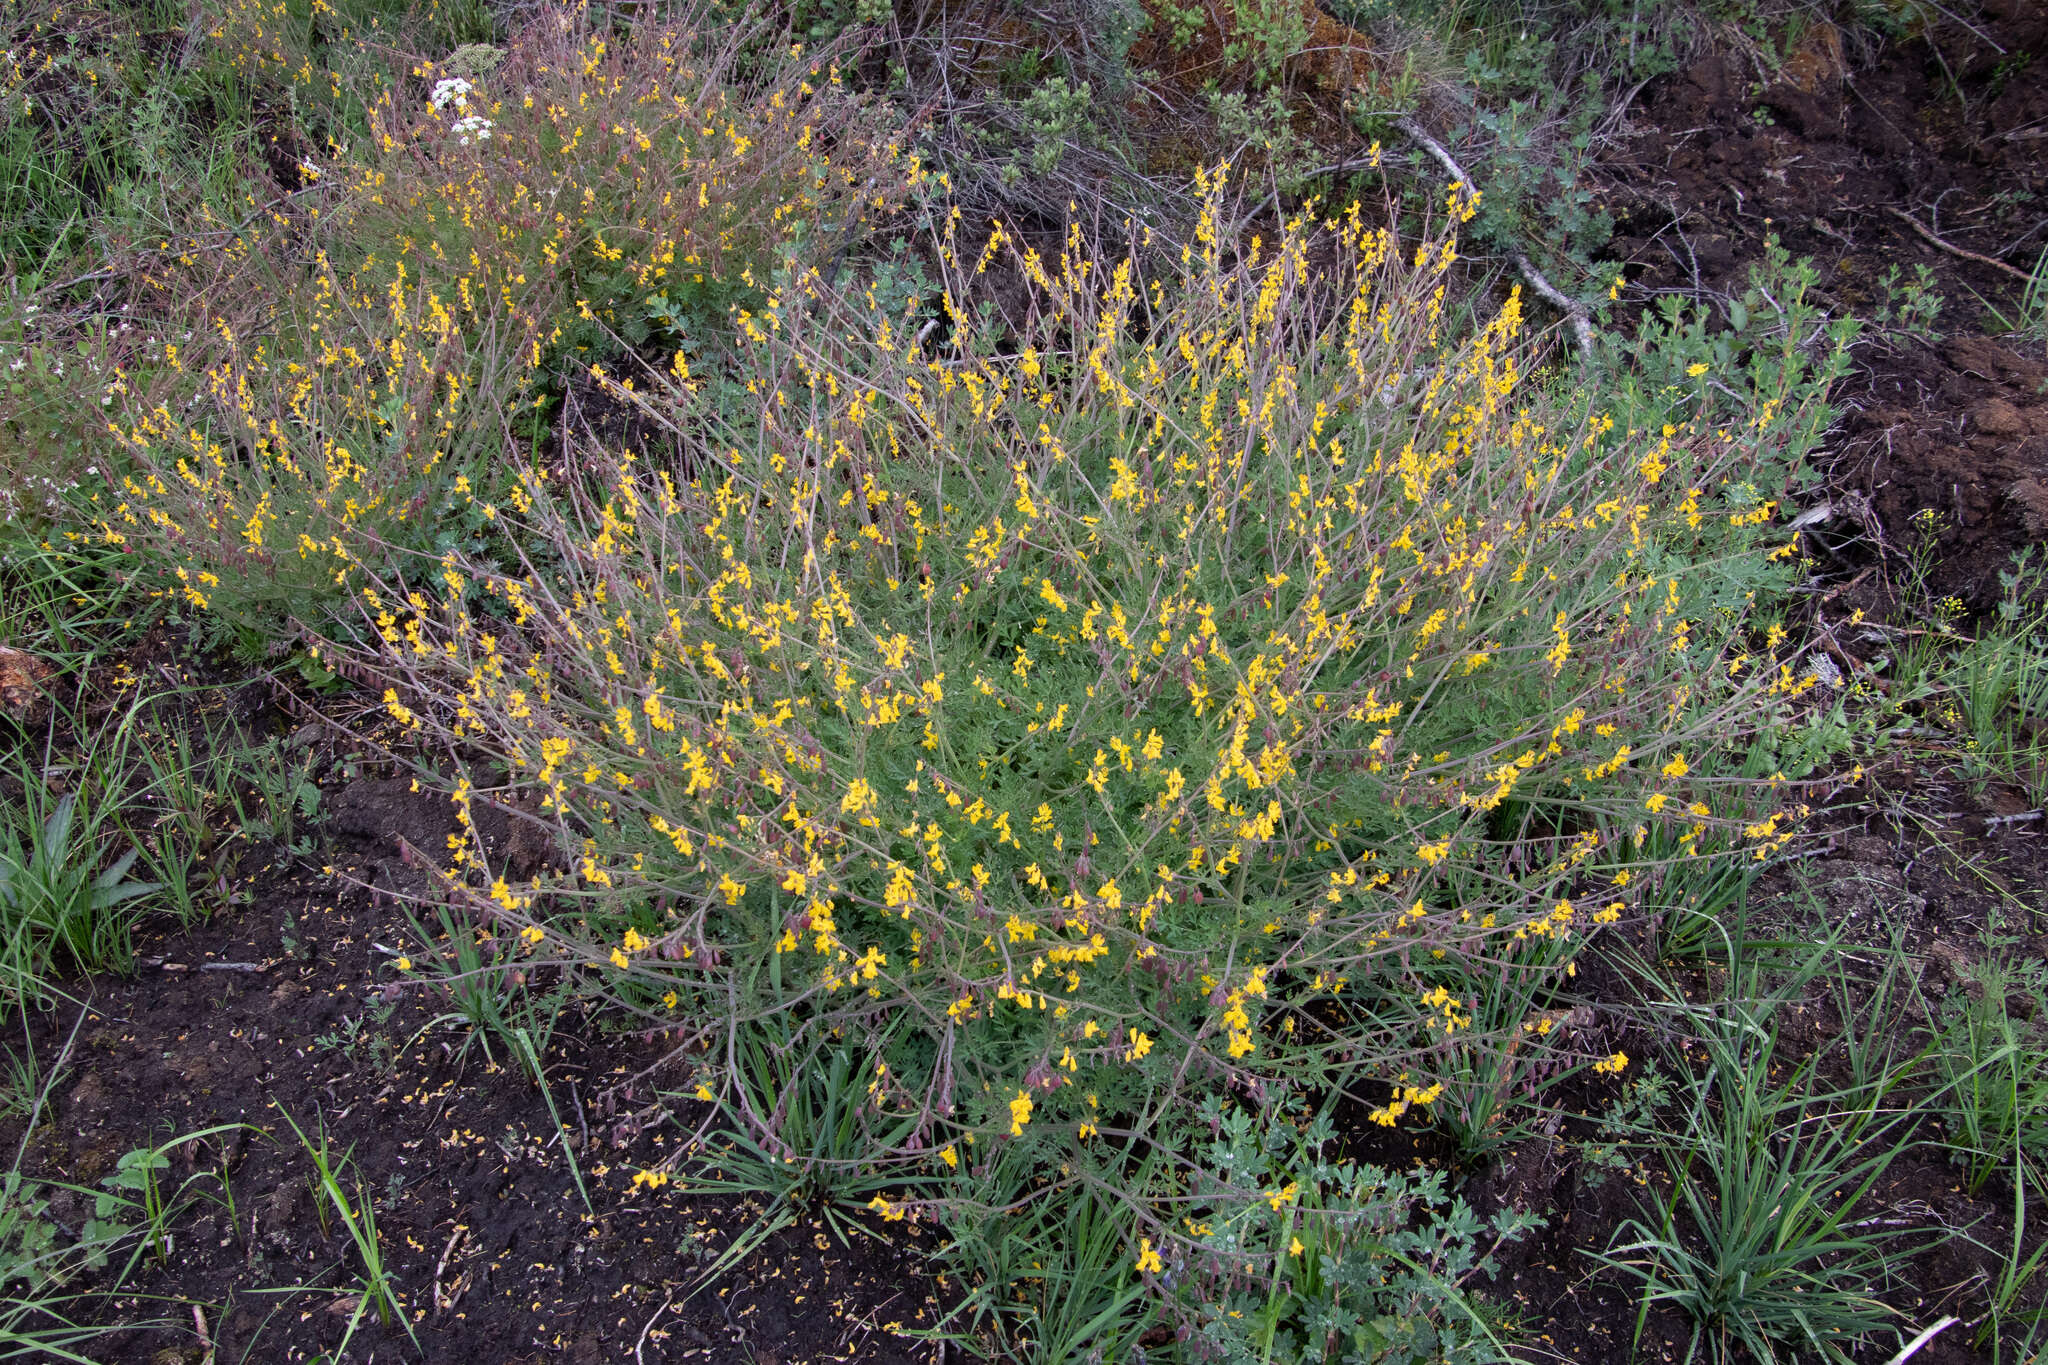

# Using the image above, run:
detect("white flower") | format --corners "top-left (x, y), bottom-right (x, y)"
top-left (451, 114), bottom-right (494, 145)
top-left (429, 77), bottom-right (473, 111)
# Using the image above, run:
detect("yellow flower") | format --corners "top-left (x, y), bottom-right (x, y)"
top-left (394, 957), bottom-right (412, 972)
top-left (1660, 753), bottom-right (1690, 779)
top-left (939, 1144), bottom-right (958, 1169)
top-left (609, 948), bottom-right (631, 970)
top-left (1008, 1090), bottom-right (1033, 1136)
top-left (694, 1083), bottom-right (715, 1101)
top-left (1125, 1031), bottom-right (1153, 1062)
top-left (1289, 1237), bottom-right (1305, 1257)
top-left (1594, 1051), bottom-right (1630, 1075)
top-left (1135, 1237), bottom-right (1163, 1274)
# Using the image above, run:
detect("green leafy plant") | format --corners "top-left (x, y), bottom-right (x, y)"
top-left (1184, 1096), bottom-right (1534, 1363)
top-left (924, 1144), bottom-right (1158, 1363)
top-left (316, 164), bottom-right (1856, 1321)
top-left (1223, 0), bottom-right (1311, 85)
top-left (1015, 76), bottom-right (1095, 179)
top-left (1419, 931), bottom-right (1601, 1162)
top-left (1946, 554), bottom-right (2048, 803)
top-left (1869, 262), bottom-right (1945, 344)
top-left (222, 736), bottom-right (324, 855)
top-left (681, 1000), bottom-right (940, 1251)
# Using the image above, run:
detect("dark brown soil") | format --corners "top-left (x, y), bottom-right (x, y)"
top-left (1600, 0), bottom-right (2048, 609)
top-left (3, 708), bottom-right (947, 1364)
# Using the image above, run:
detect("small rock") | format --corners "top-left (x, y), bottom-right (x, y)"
top-left (1973, 397), bottom-right (2026, 437)
top-left (0, 646), bottom-right (54, 723)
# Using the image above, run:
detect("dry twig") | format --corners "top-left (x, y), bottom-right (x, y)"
top-left (1393, 116), bottom-right (1597, 351)
top-left (1885, 207), bottom-right (2033, 283)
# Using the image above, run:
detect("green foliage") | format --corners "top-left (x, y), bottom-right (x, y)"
top-left (1926, 956), bottom-right (2048, 1194)
top-left (221, 735), bottom-right (323, 854)
top-left (1185, 1097), bottom-right (1534, 1363)
top-left (0, 783), bottom-right (161, 1002)
top-left (1208, 87), bottom-right (1317, 199)
top-left (1592, 940), bottom-right (1935, 1365)
top-left (1868, 261), bottom-right (1944, 344)
top-left (275, 1104), bottom-right (414, 1344)
top-left (1869, 550), bottom-right (2048, 805)
top-left (1944, 554), bottom-right (2048, 803)
top-left (928, 1146), bottom-right (1156, 1363)
top-left (1462, 92), bottom-right (1612, 267)
top-left (1418, 931), bottom-right (1597, 1161)
top-left (685, 1002), bottom-right (941, 1242)
top-left (1016, 76), bottom-right (1093, 178)
top-left (1158, 0), bottom-right (1208, 51)
top-left (1601, 233), bottom-right (1857, 451)
top-left (0, 300), bottom-right (128, 539)
top-left (1222, 0), bottom-right (1310, 87)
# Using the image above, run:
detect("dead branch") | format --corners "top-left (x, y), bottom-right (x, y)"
top-left (1885, 207), bottom-right (2033, 283)
top-left (1393, 116), bottom-right (1598, 351)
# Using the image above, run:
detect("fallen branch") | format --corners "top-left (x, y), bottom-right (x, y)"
top-left (1885, 207), bottom-right (2033, 283)
top-left (432, 1223), bottom-right (469, 1313)
top-left (1393, 116), bottom-right (1597, 352)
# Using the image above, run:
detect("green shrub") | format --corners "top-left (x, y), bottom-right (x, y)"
top-left (99, 9), bottom-right (907, 654)
top-left (325, 164), bottom-right (1845, 1327)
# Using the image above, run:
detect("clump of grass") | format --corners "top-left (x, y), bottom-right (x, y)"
top-left (0, 775), bottom-right (160, 1004)
top-left (1926, 956), bottom-right (2048, 1195)
top-left (1593, 934), bottom-right (1936, 1365)
top-left (274, 1103), bottom-right (415, 1349)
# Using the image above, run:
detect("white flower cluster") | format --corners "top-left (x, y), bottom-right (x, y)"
top-left (429, 77), bottom-right (493, 145)
top-left (428, 76), bottom-right (473, 111)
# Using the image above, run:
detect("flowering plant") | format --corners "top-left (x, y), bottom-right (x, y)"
top-left (334, 167), bottom-right (1842, 1284)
